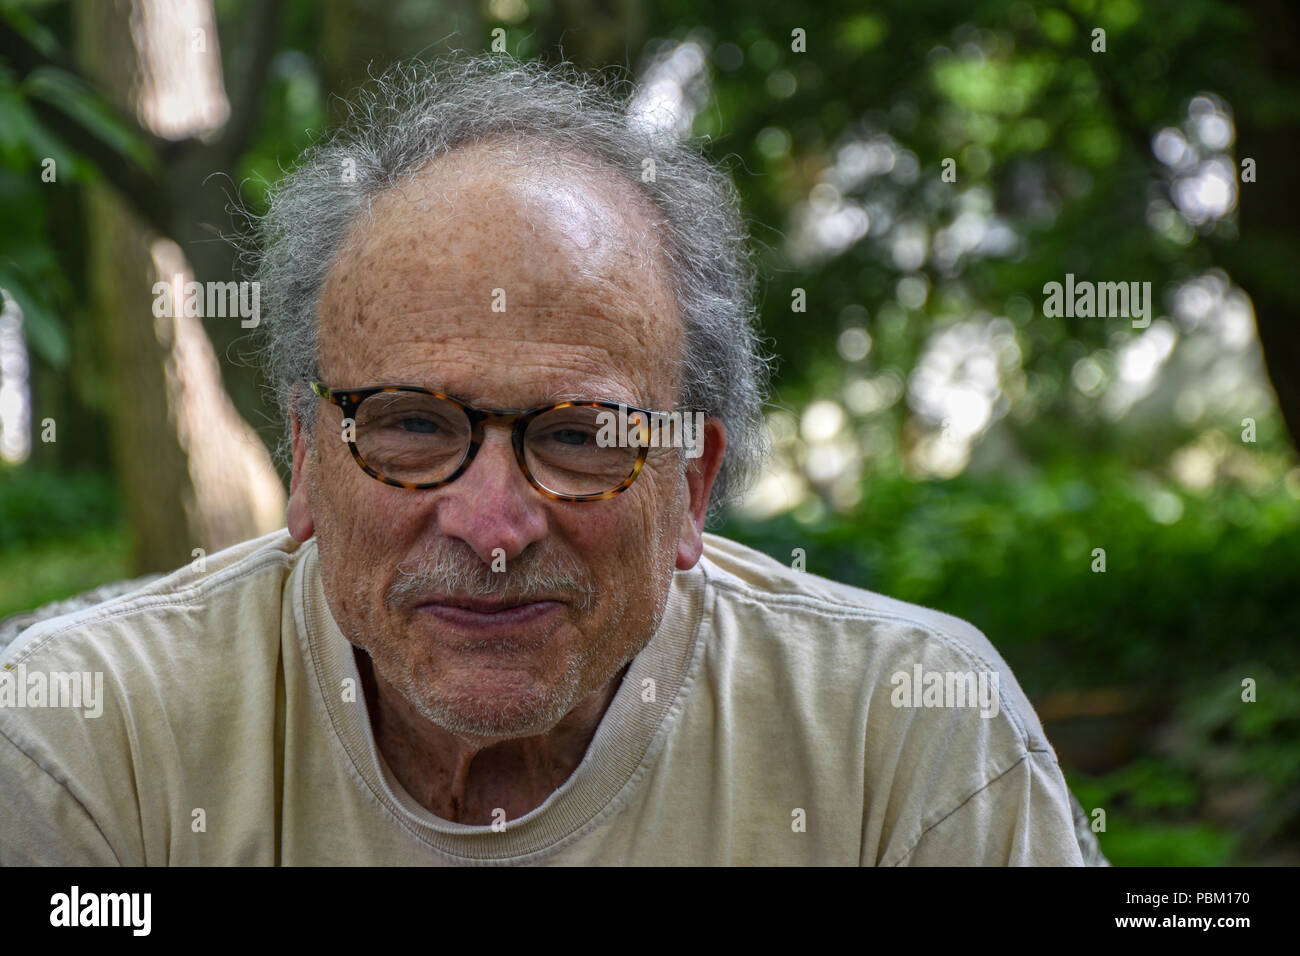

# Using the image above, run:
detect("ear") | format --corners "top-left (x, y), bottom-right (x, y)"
top-left (675, 417), bottom-right (727, 571)
top-left (287, 398), bottom-right (316, 542)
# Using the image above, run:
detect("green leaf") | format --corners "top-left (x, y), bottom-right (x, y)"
top-left (22, 66), bottom-right (156, 171)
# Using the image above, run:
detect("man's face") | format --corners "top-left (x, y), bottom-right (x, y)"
top-left (288, 141), bottom-right (721, 743)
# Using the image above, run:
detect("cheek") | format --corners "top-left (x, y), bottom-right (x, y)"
top-left (315, 432), bottom-right (412, 533)
top-left (571, 479), bottom-right (681, 584)
top-left (309, 447), bottom-right (416, 600)
top-left (628, 456), bottom-right (689, 540)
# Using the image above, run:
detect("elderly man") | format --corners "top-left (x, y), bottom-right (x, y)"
top-left (0, 56), bottom-right (1084, 865)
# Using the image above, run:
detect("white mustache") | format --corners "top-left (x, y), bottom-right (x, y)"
top-left (385, 540), bottom-right (596, 613)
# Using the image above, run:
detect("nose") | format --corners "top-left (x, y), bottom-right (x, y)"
top-left (431, 425), bottom-right (549, 565)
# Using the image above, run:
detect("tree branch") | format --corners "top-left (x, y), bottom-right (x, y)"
top-left (213, 0), bottom-right (287, 166)
top-left (0, 16), bottom-right (173, 235)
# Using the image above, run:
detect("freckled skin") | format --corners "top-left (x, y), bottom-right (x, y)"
top-left (286, 140), bottom-right (726, 824)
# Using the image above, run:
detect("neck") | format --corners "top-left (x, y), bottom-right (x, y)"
top-left (355, 647), bottom-right (628, 824)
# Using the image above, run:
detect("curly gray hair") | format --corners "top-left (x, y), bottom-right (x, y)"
top-left (248, 54), bottom-right (770, 513)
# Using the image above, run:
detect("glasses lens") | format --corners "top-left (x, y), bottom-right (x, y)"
top-left (354, 391), bottom-right (471, 483)
top-left (524, 405), bottom-right (642, 496)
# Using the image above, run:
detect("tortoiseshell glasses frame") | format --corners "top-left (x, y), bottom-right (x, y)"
top-left (308, 380), bottom-right (690, 502)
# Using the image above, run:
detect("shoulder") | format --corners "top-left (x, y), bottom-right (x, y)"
top-left (695, 534), bottom-right (1082, 864)
top-left (0, 530), bottom-right (308, 863)
top-left (0, 529), bottom-right (306, 730)
top-left (696, 532), bottom-right (1054, 755)
top-left (700, 531), bottom-right (992, 642)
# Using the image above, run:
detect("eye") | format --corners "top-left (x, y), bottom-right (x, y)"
top-left (399, 417), bottom-right (441, 434)
top-left (549, 427), bottom-right (593, 446)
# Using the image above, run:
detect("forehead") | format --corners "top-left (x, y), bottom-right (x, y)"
top-left (316, 140), bottom-right (682, 406)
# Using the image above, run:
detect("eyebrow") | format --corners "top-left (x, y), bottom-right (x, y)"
top-left (365, 380), bottom-right (644, 408)
top-left (550, 385), bottom-right (637, 404)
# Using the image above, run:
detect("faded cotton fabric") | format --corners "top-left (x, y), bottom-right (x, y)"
top-left (0, 529), bottom-right (1083, 866)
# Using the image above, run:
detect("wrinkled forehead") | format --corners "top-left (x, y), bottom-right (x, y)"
top-left (316, 139), bottom-right (683, 403)
top-left (364, 139), bottom-right (665, 262)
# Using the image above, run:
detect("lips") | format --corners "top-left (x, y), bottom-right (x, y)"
top-left (431, 596), bottom-right (540, 613)
top-left (414, 597), bottom-right (564, 636)
top-left (417, 589), bottom-right (567, 611)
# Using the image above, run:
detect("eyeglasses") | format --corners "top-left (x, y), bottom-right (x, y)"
top-left (308, 381), bottom-right (697, 502)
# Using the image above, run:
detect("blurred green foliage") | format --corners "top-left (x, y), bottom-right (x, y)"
top-left (1066, 665), bottom-right (1300, 864)
top-left (719, 458), bottom-right (1300, 693)
top-left (0, 467), bottom-right (127, 618)
top-left (0, 466), bottom-right (121, 546)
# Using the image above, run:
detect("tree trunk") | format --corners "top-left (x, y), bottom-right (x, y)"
top-left (74, 0), bottom-right (285, 574)
top-left (1215, 0), bottom-right (1300, 453)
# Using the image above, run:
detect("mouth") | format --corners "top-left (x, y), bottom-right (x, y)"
top-left (414, 596), bottom-right (565, 636)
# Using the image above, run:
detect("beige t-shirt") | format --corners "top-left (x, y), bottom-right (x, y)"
top-left (0, 529), bottom-right (1083, 865)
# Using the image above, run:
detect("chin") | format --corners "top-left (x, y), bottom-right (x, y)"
top-left (408, 668), bottom-right (587, 740)
top-left (418, 692), bottom-right (573, 740)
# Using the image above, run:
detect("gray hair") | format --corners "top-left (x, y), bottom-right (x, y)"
top-left (247, 54), bottom-right (770, 513)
